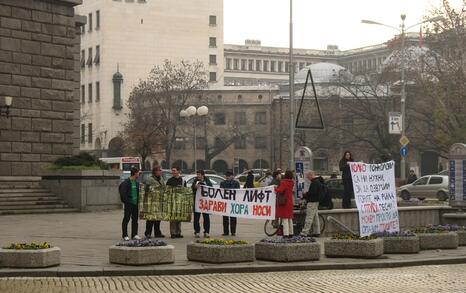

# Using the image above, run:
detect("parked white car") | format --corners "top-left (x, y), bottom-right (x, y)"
top-left (399, 175), bottom-right (449, 201)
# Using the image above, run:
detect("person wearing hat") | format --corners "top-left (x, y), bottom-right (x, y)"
top-left (407, 169), bottom-right (418, 184)
top-left (220, 171), bottom-right (240, 236)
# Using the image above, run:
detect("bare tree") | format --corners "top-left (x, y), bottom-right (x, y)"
top-left (121, 60), bottom-right (208, 167)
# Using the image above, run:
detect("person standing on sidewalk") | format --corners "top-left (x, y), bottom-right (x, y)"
top-left (243, 171), bottom-right (255, 188)
top-left (300, 170), bottom-right (322, 237)
top-left (339, 151), bottom-right (354, 209)
top-left (191, 170), bottom-right (213, 238)
top-left (275, 170), bottom-right (295, 238)
top-left (144, 166), bottom-right (166, 238)
top-left (166, 166), bottom-right (185, 238)
top-left (221, 171), bottom-right (240, 236)
top-left (119, 167), bottom-right (141, 241)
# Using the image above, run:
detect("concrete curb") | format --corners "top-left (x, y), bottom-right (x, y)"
top-left (1, 255), bottom-right (466, 277)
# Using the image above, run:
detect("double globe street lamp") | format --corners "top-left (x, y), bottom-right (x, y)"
top-left (361, 14), bottom-right (442, 180)
top-left (180, 105), bottom-right (209, 172)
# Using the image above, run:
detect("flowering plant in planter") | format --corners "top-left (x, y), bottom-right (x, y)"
top-left (260, 236), bottom-right (316, 244)
top-left (116, 239), bottom-right (167, 247)
top-left (412, 225), bottom-right (452, 233)
top-left (331, 233), bottom-right (378, 240)
top-left (412, 225), bottom-right (459, 250)
top-left (3, 242), bottom-right (52, 250)
top-left (372, 231), bottom-right (415, 237)
top-left (196, 238), bottom-right (248, 245)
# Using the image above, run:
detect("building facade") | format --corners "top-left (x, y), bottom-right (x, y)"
top-left (75, 0), bottom-right (224, 155)
top-left (0, 0), bottom-right (83, 176)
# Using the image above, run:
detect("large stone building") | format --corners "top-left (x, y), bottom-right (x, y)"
top-left (0, 0), bottom-right (83, 176)
top-left (75, 0), bottom-right (224, 156)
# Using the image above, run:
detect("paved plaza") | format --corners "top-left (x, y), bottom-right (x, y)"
top-left (1, 264), bottom-right (466, 292)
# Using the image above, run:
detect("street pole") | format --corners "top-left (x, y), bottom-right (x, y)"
top-left (400, 14), bottom-right (406, 180)
top-left (193, 116), bottom-right (197, 172)
top-left (289, 0), bottom-right (295, 171)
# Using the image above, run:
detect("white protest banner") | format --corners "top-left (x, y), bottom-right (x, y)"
top-left (349, 160), bottom-right (399, 237)
top-left (195, 185), bottom-right (276, 220)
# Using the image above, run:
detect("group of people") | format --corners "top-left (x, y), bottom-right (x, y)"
top-left (119, 166), bottom-right (245, 241)
top-left (119, 151), bottom-right (358, 241)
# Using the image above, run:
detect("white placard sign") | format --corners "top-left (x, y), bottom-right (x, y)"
top-left (349, 161), bottom-right (399, 236)
top-left (195, 185), bottom-right (276, 220)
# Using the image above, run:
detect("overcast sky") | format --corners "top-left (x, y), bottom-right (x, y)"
top-left (224, 0), bottom-right (461, 50)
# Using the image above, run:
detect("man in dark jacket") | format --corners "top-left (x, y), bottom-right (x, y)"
top-left (166, 166), bottom-right (186, 238)
top-left (220, 171), bottom-right (240, 236)
top-left (191, 170), bottom-right (213, 238)
top-left (300, 170), bottom-right (322, 237)
top-left (407, 169), bottom-right (418, 184)
top-left (119, 167), bottom-right (141, 241)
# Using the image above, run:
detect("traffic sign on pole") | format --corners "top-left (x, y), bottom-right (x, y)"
top-left (400, 146), bottom-right (408, 157)
top-left (399, 136), bottom-right (410, 146)
top-left (389, 112), bottom-right (402, 134)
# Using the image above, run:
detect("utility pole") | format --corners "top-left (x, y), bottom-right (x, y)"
top-left (400, 14), bottom-right (407, 180)
top-left (289, 0), bottom-right (295, 171)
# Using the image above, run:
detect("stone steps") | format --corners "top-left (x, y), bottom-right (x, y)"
top-left (0, 176), bottom-right (77, 215)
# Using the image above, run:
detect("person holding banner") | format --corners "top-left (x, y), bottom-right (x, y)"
top-left (166, 166), bottom-right (186, 238)
top-left (339, 151), bottom-right (355, 209)
top-left (191, 170), bottom-right (213, 238)
top-left (275, 170), bottom-right (295, 238)
top-left (300, 170), bottom-right (322, 237)
top-left (221, 171), bottom-right (240, 236)
top-left (144, 166), bottom-right (166, 238)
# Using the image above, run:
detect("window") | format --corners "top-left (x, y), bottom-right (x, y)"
top-left (209, 54), bottom-right (216, 65)
top-left (299, 62), bottom-right (305, 70)
top-left (209, 37), bottom-right (216, 47)
top-left (255, 136), bottom-right (267, 149)
top-left (80, 50), bottom-right (85, 68)
top-left (81, 24), bottom-right (85, 35)
top-left (313, 152), bottom-right (328, 171)
top-left (226, 58), bottom-right (231, 70)
top-left (234, 135), bottom-right (246, 149)
top-left (263, 60), bottom-right (268, 72)
top-left (209, 15), bottom-right (216, 26)
top-left (196, 137), bottom-right (206, 149)
top-left (241, 59), bottom-right (246, 71)
top-left (88, 123), bottom-right (93, 143)
top-left (234, 112), bottom-right (246, 125)
top-left (270, 61), bottom-right (275, 72)
top-left (174, 137), bottom-right (186, 150)
top-left (81, 124), bottom-right (85, 143)
top-left (278, 61), bottom-right (283, 72)
top-left (214, 112), bottom-right (225, 125)
top-left (88, 83), bottom-right (92, 102)
top-left (248, 59), bottom-right (253, 71)
top-left (255, 112), bottom-right (266, 125)
top-left (81, 85), bottom-right (85, 103)
top-left (256, 60), bottom-right (261, 71)
top-left (285, 62), bottom-right (289, 73)
top-left (209, 72), bottom-right (216, 82)
top-left (214, 137), bottom-right (225, 148)
top-left (429, 177), bottom-right (443, 185)
top-left (96, 10), bottom-right (100, 30)
top-left (94, 45), bottom-right (100, 65)
top-left (233, 59), bottom-right (239, 70)
top-left (87, 47), bottom-right (93, 66)
top-left (88, 13), bottom-right (93, 32)
top-left (95, 82), bottom-right (100, 102)
top-left (413, 177), bottom-right (429, 186)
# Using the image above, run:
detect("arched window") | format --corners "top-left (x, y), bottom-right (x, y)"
top-left (192, 160), bottom-right (207, 171)
top-left (238, 159), bottom-right (248, 173)
top-left (212, 160), bottom-right (228, 174)
top-left (108, 137), bottom-right (124, 157)
top-left (172, 160), bottom-right (188, 172)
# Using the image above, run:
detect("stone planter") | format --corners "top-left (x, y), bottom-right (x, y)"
top-left (0, 247), bottom-right (60, 268)
top-left (457, 230), bottom-right (466, 246)
top-left (187, 243), bottom-right (254, 264)
top-left (324, 238), bottom-right (383, 258)
top-left (382, 236), bottom-right (420, 254)
top-left (255, 242), bottom-right (320, 262)
top-left (417, 232), bottom-right (459, 250)
top-left (109, 245), bottom-right (175, 265)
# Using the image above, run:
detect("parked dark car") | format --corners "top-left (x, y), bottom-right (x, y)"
top-left (325, 178), bottom-right (345, 199)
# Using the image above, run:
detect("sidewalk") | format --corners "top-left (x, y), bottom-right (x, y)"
top-left (1, 210), bottom-right (466, 277)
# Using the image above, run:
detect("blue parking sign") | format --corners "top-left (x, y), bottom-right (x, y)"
top-left (400, 146), bottom-right (408, 157)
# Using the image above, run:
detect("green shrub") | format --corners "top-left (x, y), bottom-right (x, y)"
top-left (52, 152), bottom-right (108, 170)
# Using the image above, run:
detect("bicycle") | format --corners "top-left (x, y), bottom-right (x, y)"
top-left (263, 205), bottom-right (326, 236)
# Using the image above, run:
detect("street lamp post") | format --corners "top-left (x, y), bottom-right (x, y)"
top-left (289, 0), bottom-right (295, 171)
top-left (180, 105), bottom-right (208, 172)
top-left (361, 15), bottom-right (442, 180)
